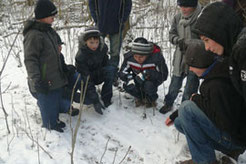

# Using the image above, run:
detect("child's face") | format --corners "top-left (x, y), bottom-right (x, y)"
top-left (189, 66), bottom-right (206, 77)
top-left (133, 54), bottom-right (148, 64)
top-left (86, 38), bottom-right (99, 51)
top-left (179, 6), bottom-right (195, 17)
top-left (39, 15), bottom-right (55, 25)
top-left (200, 35), bottom-right (224, 56)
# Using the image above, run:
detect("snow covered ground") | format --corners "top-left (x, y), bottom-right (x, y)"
top-left (1, 46), bottom-right (246, 164)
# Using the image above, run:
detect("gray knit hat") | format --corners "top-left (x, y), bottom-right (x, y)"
top-left (131, 37), bottom-right (153, 55)
top-left (83, 26), bottom-right (100, 41)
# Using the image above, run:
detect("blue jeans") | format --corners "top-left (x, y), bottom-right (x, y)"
top-left (164, 71), bottom-right (199, 106)
top-left (37, 88), bottom-right (70, 129)
top-left (174, 101), bottom-right (243, 164)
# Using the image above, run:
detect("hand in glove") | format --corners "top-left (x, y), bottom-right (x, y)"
top-left (66, 65), bottom-right (76, 78)
top-left (135, 72), bottom-right (145, 85)
top-left (34, 80), bottom-right (49, 94)
top-left (178, 38), bottom-right (187, 52)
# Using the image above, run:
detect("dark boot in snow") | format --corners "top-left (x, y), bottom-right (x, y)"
top-left (93, 102), bottom-right (104, 115)
top-left (159, 104), bottom-right (172, 114)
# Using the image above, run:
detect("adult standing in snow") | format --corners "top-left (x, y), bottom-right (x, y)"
top-left (23, 0), bottom-right (74, 133)
top-left (193, 2), bottom-right (246, 104)
top-left (159, 0), bottom-right (201, 115)
top-left (119, 37), bottom-right (168, 107)
top-left (88, 0), bottom-right (132, 86)
top-left (169, 40), bottom-right (246, 164)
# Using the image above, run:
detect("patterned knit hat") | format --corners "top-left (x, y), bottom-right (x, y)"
top-left (35, 0), bottom-right (57, 19)
top-left (131, 37), bottom-right (153, 55)
top-left (177, 0), bottom-right (198, 7)
top-left (185, 40), bottom-right (216, 68)
top-left (83, 26), bottom-right (100, 41)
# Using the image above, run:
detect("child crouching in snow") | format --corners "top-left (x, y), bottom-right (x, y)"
top-left (118, 37), bottom-right (168, 108)
top-left (166, 40), bottom-right (246, 164)
top-left (75, 26), bottom-right (115, 115)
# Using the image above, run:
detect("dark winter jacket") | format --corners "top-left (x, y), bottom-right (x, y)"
top-left (119, 44), bottom-right (168, 86)
top-left (75, 35), bottom-right (108, 81)
top-left (23, 19), bottom-right (67, 92)
top-left (88, 0), bottom-right (132, 35)
top-left (194, 2), bottom-right (246, 103)
top-left (191, 59), bottom-right (246, 146)
top-left (169, 4), bottom-right (201, 76)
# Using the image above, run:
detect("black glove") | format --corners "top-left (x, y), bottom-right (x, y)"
top-left (67, 65), bottom-right (76, 74)
top-left (169, 110), bottom-right (178, 122)
top-left (178, 38), bottom-right (187, 52)
top-left (34, 80), bottom-right (49, 94)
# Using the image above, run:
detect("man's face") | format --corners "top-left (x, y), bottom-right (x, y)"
top-left (133, 54), bottom-right (148, 64)
top-left (39, 15), bottom-right (55, 24)
top-left (189, 66), bottom-right (206, 77)
top-left (180, 6), bottom-right (196, 16)
top-left (86, 38), bottom-right (99, 51)
top-left (200, 36), bottom-right (224, 55)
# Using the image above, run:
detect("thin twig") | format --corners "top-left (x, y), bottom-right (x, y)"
top-left (21, 127), bottom-right (53, 159)
top-left (100, 137), bottom-right (111, 163)
top-left (112, 148), bottom-right (118, 164)
top-left (118, 146), bottom-right (131, 164)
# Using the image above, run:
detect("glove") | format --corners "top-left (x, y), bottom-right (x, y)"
top-left (135, 72), bottom-right (145, 85)
top-left (34, 80), bottom-right (49, 94)
top-left (178, 38), bottom-right (187, 52)
top-left (66, 65), bottom-right (76, 78)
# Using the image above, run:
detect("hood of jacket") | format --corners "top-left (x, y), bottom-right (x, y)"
top-left (23, 19), bottom-right (52, 36)
top-left (194, 2), bottom-right (243, 56)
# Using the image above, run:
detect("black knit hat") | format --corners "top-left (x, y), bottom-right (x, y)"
top-left (193, 2), bottom-right (242, 56)
top-left (35, 0), bottom-right (57, 19)
top-left (83, 26), bottom-right (100, 41)
top-left (131, 37), bottom-right (153, 56)
top-left (177, 0), bottom-right (198, 7)
top-left (185, 40), bottom-right (216, 68)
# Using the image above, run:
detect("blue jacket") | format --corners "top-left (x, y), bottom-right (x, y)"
top-left (88, 0), bottom-right (132, 35)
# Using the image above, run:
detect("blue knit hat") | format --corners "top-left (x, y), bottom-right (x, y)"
top-left (177, 0), bottom-right (198, 7)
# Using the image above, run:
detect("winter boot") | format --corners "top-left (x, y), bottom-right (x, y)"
top-left (145, 101), bottom-right (157, 108)
top-left (159, 104), bottom-right (172, 114)
top-left (222, 149), bottom-right (245, 161)
top-left (57, 119), bottom-right (66, 128)
top-left (135, 99), bottom-right (144, 107)
top-left (50, 125), bottom-right (64, 133)
top-left (67, 107), bottom-right (79, 116)
top-left (177, 159), bottom-right (218, 164)
top-left (93, 102), bottom-right (104, 115)
top-left (103, 100), bottom-right (112, 108)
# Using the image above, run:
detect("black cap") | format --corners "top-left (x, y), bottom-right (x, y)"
top-left (83, 26), bottom-right (100, 41)
top-left (185, 40), bottom-right (216, 68)
top-left (177, 0), bottom-right (198, 7)
top-left (35, 0), bottom-right (57, 19)
top-left (131, 37), bottom-right (153, 56)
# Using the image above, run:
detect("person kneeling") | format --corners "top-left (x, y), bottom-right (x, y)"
top-left (166, 40), bottom-right (246, 164)
top-left (119, 37), bottom-right (168, 108)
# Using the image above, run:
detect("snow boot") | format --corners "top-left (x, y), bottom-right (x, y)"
top-left (135, 99), bottom-right (144, 107)
top-left (57, 119), bottom-right (66, 128)
top-left (93, 102), bottom-right (104, 115)
top-left (159, 104), bottom-right (172, 114)
top-left (67, 107), bottom-right (79, 116)
top-left (222, 149), bottom-right (245, 161)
